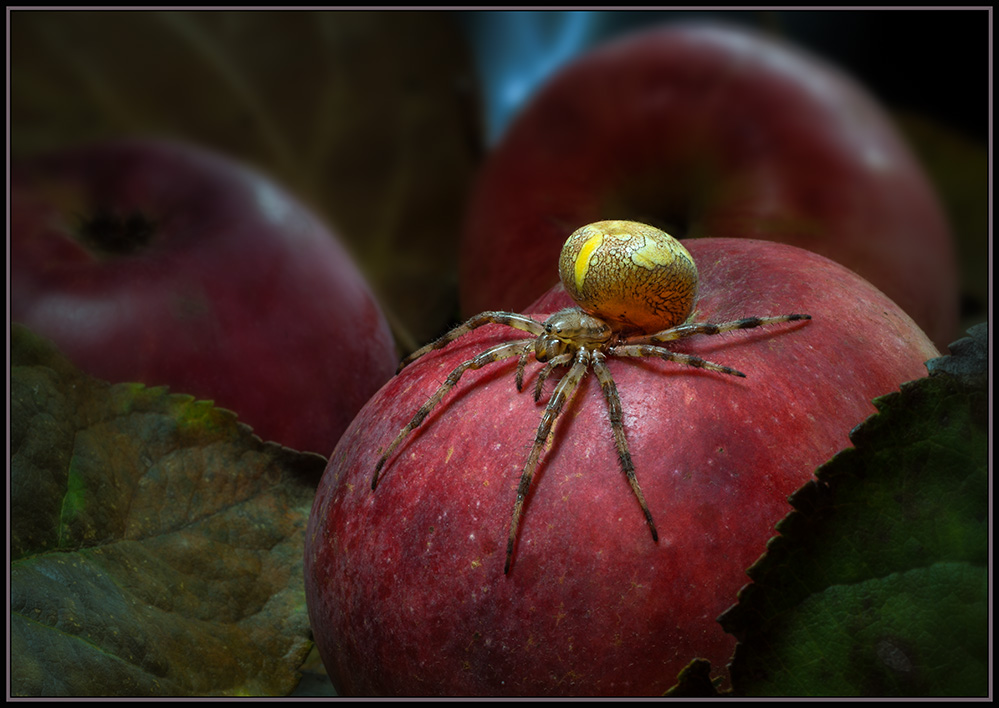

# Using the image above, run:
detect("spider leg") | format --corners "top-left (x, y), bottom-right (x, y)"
top-left (591, 352), bottom-right (658, 544)
top-left (505, 350), bottom-right (590, 574)
top-left (533, 352), bottom-right (574, 402)
top-left (399, 311), bottom-right (546, 371)
top-left (610, 343), bottom-right (747, 377)
top-left (515, 346), bottom-right (532, 392)
top-left (632, 314), bottom-right (811, 345)
top-left (373, 338), bottom-right (535, 489)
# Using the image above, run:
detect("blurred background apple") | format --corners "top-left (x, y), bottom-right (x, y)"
top-left (456, 11), bottom-right (985, 352)
top-left (459, 22), bottom-right (963, 349)
top-left (11, 138), bottom-right (397, 457)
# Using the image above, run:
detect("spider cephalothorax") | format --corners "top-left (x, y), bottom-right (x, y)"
top-left (372, 220), bottom-right (810, 573)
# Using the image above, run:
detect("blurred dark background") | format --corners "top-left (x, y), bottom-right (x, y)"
top-left (459, 10), bottom-right (988, 146)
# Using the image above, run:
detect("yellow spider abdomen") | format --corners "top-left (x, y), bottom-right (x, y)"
top-left (559, 220), bottom-right (698, 333)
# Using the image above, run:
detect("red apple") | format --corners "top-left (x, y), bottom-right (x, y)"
top-left (461, 22), bottom-right (957, 349)
top-left (305, 238), bottom-right (939, 696)
top-left (11, 138), bottom-right (396, 457)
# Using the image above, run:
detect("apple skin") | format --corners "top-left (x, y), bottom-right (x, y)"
top-left (11, 138), bottom-right (397, 457)
top-left (305, 238), bottom-right (939, 696)
top-left (461, 23), bottom-right (957, 350)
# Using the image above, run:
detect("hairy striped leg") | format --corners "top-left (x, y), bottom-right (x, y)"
top-left (532, 353), bottom-right (574, 402)
top-left (505, 349), bottom-right (590, 574)
top-left (591, 351), bottom-right (659, 543)
top-left (614, 314), bottom-right (811, 377)
top-left (610, 343), bottom-right (748, 377)
top-left (515, 348), bottom-right (533, 392)
top-left (398, 311), bottom-right (546, 370)
top-left (632, 314), bottom-right (812, 346)
top-left (373, 339), bottom-right (535, 489)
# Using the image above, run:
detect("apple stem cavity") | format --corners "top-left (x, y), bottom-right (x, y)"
top-left (76, 207), bottom-right (157, 256)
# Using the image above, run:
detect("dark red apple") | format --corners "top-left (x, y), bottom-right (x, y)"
top-left (461, 22), bottom-right (957, 349)
top-left (305, 238), bottom-right (940, 696)
top-left (11, 138), bottom-right (396, 457)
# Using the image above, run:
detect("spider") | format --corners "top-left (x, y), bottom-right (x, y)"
top-left (372, 220), bottom-right (810, 574)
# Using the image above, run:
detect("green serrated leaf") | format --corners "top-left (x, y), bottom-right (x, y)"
top-left (720, 325), bottom-right (988, 697)
top-left (736, 562), bottom-right (986, 696)
top-left (10, 324), bottom-right (327, 696)
top-left (926, 322), bottom-right (988, 388)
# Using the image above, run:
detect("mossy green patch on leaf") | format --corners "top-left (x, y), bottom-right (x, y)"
top-left (10, 324), bottom-right (327, 696)
top-left (719, 324), bottom-right (988, 697)
top-left (747, 562), bottom-right (986, 696)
